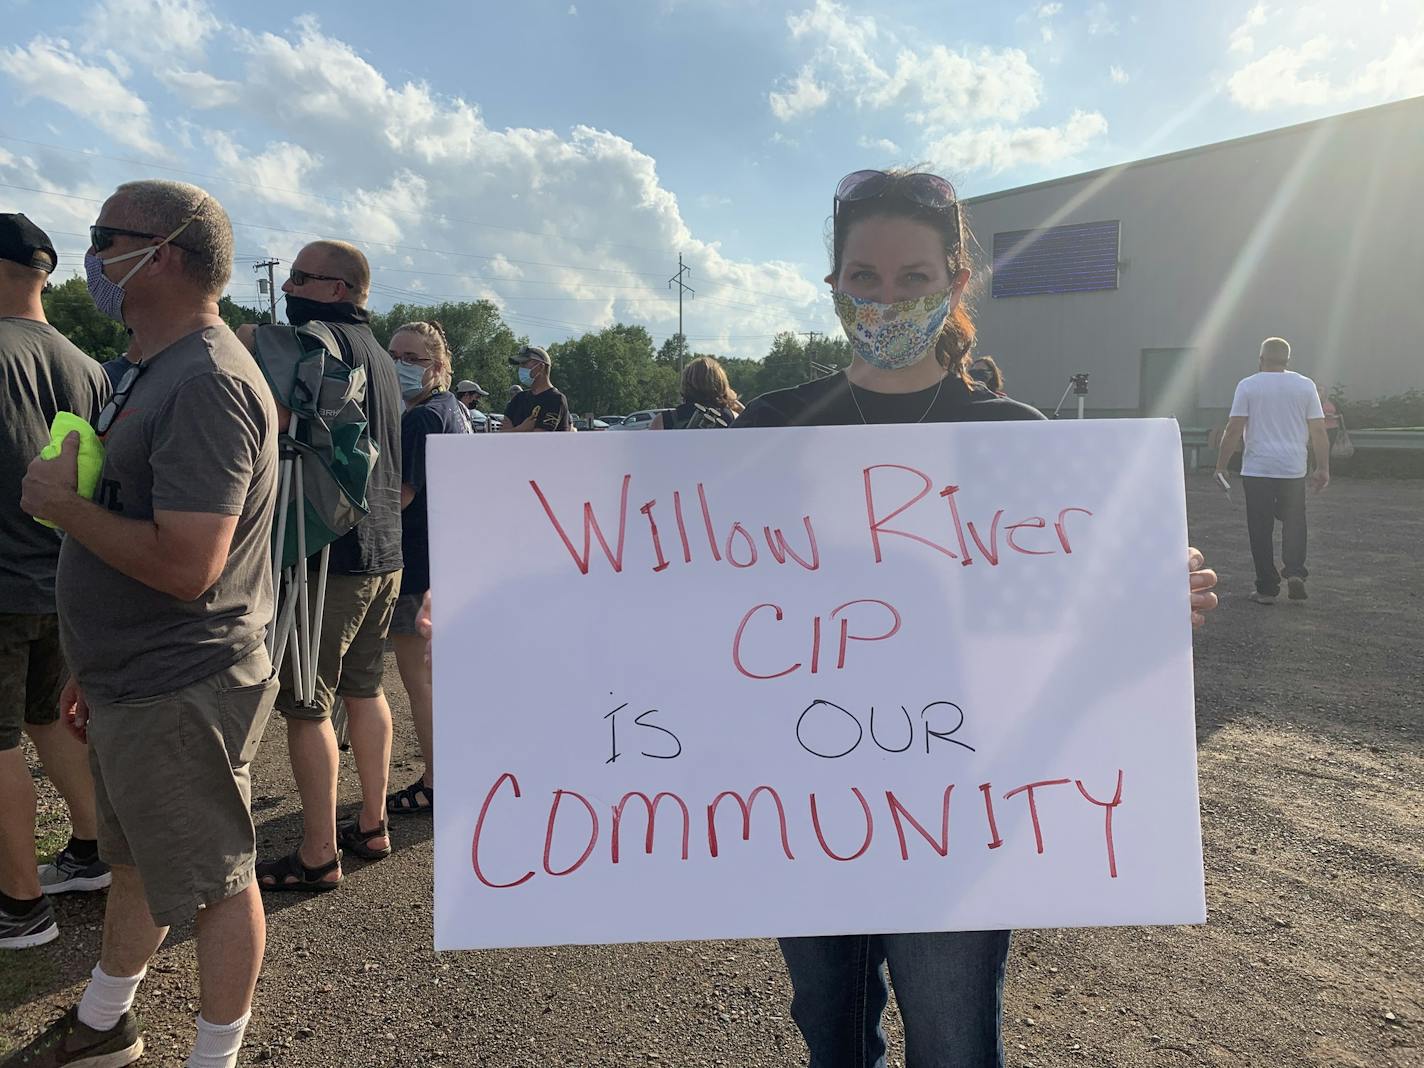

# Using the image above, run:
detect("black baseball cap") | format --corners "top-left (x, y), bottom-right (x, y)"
top-left (0, 213), bottom-right (57, 273)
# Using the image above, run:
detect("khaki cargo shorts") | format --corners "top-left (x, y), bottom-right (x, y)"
top-left (0, 613), bottom-right (66, 751)
top-left (87, 646), bottom-right (277, 926)
top-left (276, 570), bottom-right (400, 721)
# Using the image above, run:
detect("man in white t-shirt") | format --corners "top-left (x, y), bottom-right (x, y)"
top-left (1215, 337), bottom-right (1330, 604)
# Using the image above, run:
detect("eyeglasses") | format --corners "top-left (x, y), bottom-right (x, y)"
top-left (288, 267), bottom-right (350, 288)
top-left (90, 225), bottom-right (163, 252)
top-left (96, 361), bottom-right (147, 436)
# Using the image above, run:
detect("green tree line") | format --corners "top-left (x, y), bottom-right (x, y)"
top-left (40, 280), bottom-right (849, 415)
top-left (41, 277), bottom-right (264, 362)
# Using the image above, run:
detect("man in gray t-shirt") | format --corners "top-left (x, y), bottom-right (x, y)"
top-left (0, 213), bottom-right (111, 954)
top-left (13, 181), bottom-right (277, 1067)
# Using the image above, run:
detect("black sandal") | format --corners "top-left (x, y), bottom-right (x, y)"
top-left (255, 849), bottom-right (342, 893)
top-left (386, 779), bottom-right (433, 816)
top-left (337, 816), bottom-right (391, 860)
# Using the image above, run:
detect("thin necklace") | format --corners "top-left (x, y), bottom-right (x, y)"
top-left (846, 371), bottom-right (946, 425)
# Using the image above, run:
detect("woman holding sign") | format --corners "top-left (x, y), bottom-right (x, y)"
top-left (735, 169), bottom-right (1219, 1067)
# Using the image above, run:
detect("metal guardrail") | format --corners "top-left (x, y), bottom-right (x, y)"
top-left (1349, 429), bottom-right (1424, 452)
top-left (1178, 426), bottom-right (1424, 469)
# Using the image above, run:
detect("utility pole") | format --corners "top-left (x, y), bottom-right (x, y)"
top-left (798, 331), bottom-right (823, 380)
top-left (255, 259), bottom-right (279, 324)
top-left (667, 254), bottom-right (694, 373)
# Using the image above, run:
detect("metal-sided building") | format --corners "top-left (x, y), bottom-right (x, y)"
top-left (963, 95), bottom-right (1424, 426)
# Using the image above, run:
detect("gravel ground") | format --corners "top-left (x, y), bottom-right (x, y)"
top-left (4, 474), bottom-right (1421, 1067)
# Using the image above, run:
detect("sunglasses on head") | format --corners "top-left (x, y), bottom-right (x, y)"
top-left (96, 360), bottom-right (147, 436)
top-left (834, 170), bottom-right (962, 249)
top-left (288, 267), bottom-right (350, 288)
top-left (835, 170), bottom-right (957, 212)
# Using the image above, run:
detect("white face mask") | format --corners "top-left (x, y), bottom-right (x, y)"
top-left (396, 360), bottom-right (428, 400)
top-left (518, 366), bottom-right (537, 387)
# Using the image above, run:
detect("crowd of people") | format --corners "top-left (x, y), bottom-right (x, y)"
top-left (0, 168), bottom-right (1231, 1068)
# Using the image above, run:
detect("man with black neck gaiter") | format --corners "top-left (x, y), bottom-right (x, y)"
top-left (251, 240), bottom-right (404, 892)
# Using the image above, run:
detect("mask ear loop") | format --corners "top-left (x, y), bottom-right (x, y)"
top-left (111, 197), bottom-right (208, 288)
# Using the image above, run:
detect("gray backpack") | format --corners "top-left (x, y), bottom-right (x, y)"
top-left (252, 322), bottom-right (376, 568)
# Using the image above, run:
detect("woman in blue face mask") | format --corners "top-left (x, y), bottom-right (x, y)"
top-left (734, 169), bottom-right (1221, 1068)
top-left (377, 321), bottom-right (469, 826)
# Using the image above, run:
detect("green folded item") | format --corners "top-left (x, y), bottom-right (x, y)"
top-left (35, 412), bottom-right (105, 531)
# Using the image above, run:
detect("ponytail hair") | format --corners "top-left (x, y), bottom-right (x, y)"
top-left (935, 303), bottom-right (975, 380)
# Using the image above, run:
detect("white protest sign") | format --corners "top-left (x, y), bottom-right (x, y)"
top-left (428, 419), bottom-right (1204, 951)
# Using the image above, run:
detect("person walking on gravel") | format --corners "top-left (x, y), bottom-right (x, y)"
top-left (11, 179), bottom-right (278, 1068)
top-left (1214, 337), bottom-right (1330, 605)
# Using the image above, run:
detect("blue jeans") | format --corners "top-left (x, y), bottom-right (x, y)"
top-left (779, 930), bottom-right (1010, 1068)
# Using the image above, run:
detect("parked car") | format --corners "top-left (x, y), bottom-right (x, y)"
top-left (488, 413), bottom-right (506, 431)
top-left (571, 416), bottom-right (611, 431)
top-left (599, 415), bottom-right (627, 426)
top-left (608, 409), bottom-right (672, 430)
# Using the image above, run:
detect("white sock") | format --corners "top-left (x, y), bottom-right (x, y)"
top-left (76, 963), bottom-right (145, 1031)
top-left (186, 1012), bottom-right (250, 1068)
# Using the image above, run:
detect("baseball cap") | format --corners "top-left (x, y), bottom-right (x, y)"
top-left (455, 379), bottom-right (488, 397)
top-left (509, 345), bottom-right (550, 366)
top-left (0, 213), bottom-right (57, 273)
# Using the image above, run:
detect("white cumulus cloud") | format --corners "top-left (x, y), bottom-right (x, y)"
top-left (1109, 64), bottom-right (1129, 84)
top-left (1228, 3), bottom-right (1270, 54)
top-left (925, 109), bottom-right (1108, 176)
top-left (1225, 4), bottom-right (1424, 112)
top-left (857, 135), bottom-right (901, 156)
top-left (1086, 2), bottom-right (1118, 36)
top-left (769, 0), bottom-right (1104, 175)
top-left (160, 69), bottom-right (243, 108)
top-left (769, 66), bottom-right (830, 122)
top-left (83, 0), bottom-right (221, 60)
top-left (1227, 28), bottom-right (1424, 111)
top-left (203, 131), bottom-right (323, 209)
top-left (0, 36), bottom-right (163, 153)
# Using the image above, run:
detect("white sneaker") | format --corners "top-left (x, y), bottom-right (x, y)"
top-left (1249, 591), bottom-right (1277, 605)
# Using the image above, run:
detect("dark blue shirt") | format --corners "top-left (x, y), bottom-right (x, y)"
top-left (400, 389), bottom-right (469, 595)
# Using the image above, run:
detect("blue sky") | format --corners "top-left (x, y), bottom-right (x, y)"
top-left (2, 0), bottom-right (1420, 356)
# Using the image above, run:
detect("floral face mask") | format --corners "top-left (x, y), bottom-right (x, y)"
top-left (832, 289), bottom-right (952, 371)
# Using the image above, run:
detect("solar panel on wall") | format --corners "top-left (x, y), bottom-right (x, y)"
top-left (991, 220), bottom-right (1120, 298)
